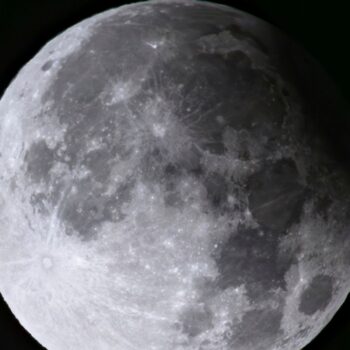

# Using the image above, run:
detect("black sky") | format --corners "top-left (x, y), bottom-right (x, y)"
top-left (0, 0), bottom-right (349, 349)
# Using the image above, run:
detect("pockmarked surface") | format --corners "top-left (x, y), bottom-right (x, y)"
top-left (0, 1), bottom-right (350, 349)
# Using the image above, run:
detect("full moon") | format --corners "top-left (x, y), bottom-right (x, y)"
top-left (1, 0), bottom-right (350, 349)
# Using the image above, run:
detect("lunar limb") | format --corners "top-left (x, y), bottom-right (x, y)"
top-left (0, 1), bottom-right (350, 350)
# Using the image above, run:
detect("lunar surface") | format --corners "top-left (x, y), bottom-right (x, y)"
top-left (0, 0), bottom-right (350, 349)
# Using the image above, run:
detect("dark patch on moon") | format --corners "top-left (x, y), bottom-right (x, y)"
top-left (299, 274), bottom-right (334, 316)
top-left (30, 192), bottom-right (49, 215)
top-left (176, 144), bottom-right (203, 175)
top-left (139, 147), bottom-right (166, 183)
top-left (162, 163), bottom-right (185, 208)
top-left (282, 87), bottom-right (290, 97)
top-left (313, 194), bottom-right (333, 220)
top-left (40, 18), bottom-right (160, 180)
top-left (225, 22), bottom-right (270, 55)
top-left (202, 172), bottom-right (228, 211)
top-left (158, 48), bottom-right (287, 161)
top-left (247, 158), bottom-right (307, 232)
top-left (41, 15), bottom-right (160, 125)
top-left (230, 308), bottom-right (283, 348)
top-left (178, 304), bottom-right (213, 338)
top-left (110, 0), bottom-right (245, 44)
top-left (42, 52), bottom-right (109, 125)
top-left (164, 162), bottom-right (181, 178)
top-left (24, 140), bottom-right (56, 183)
top-left (163, 190), bottom-right (183, 208)
top-left (102, 179), bottom-right (135, 222)
top-left (59, 177), bottom-right (134, 240)
top-left (201, 130), bottom-right (227, 155)
top-left (82, 147), bottom-right (116, 183)
top-left (60, 184), bottom-right (107, 240)
top-left (213, 223), bottom-right (296, 300)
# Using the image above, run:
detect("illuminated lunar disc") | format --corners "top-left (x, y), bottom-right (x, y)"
top-left (0, 1), bottom-right (350, 349)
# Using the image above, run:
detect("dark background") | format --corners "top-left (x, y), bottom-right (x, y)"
top-left (0, 0), bottom-right (349, 349)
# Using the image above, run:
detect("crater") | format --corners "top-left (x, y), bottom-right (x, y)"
top-left (41, 60), bottom-right (53, 72)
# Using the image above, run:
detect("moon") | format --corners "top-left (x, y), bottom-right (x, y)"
top-left (0, 0), bottom-right (350, 349)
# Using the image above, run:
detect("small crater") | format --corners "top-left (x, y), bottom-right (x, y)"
top-left (41, 60), bottom-right (53, 71)
top-left (299, 275), bottom-right (334, 316)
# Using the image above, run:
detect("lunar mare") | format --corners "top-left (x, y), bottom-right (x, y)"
top-left (0, 0), bottom-right (350, 349)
